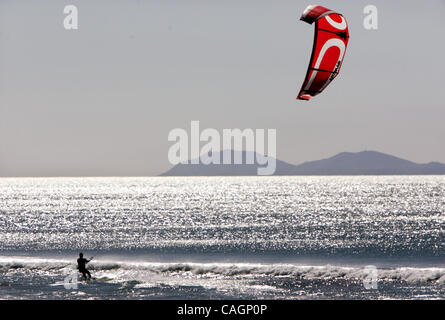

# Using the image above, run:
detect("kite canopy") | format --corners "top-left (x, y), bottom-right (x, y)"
top-left (297, 5), bottom-right (349, 101)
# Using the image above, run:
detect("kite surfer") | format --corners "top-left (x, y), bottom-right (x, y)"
top-left (77, 253), bottom-right (92, 280)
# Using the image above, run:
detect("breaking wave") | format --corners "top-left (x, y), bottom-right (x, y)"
top-left (1, 256), bottom-right (444, 284)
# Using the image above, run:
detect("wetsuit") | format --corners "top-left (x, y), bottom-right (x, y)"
top-left (77, 257), bottom-right (91, 279)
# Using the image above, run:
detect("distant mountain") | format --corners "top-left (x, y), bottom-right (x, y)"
top-left (161, 150), bottom-right (293, 176)
top-left (288, 151), bottom-right (445, 175)
top-left (160, 150), bottom-right (445, 176)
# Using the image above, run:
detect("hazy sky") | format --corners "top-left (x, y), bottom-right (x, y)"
top-left (1, 0), bottom-right (444, 176)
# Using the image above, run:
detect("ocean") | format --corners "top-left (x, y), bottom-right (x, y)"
top-left (0, 176), bottom-right (443, 299)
